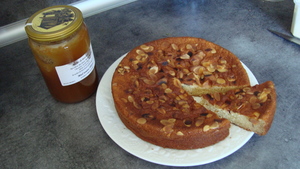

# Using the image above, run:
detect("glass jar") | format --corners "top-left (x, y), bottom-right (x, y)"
top-left (25, 5), bottom-right (99, 103)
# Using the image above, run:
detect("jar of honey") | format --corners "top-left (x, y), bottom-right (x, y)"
top-left (25, 5), bottom-right (99, 103)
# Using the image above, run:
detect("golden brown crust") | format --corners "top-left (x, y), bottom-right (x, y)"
top-left (111, 37), bottom-right (251, 149)
top-left (116, 102), bottom-right (231, 149)
top-left (201, 81), bottom-right (277, 135)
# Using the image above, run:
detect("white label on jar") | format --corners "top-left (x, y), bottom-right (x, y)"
top-left (55, 45), bottom-right (95, 86)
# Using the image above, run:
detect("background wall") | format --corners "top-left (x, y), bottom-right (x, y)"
top-left (0, 0), bottom-right (78, 26)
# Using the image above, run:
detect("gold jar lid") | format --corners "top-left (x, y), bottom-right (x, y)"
top-left (25, 5), bottom-right (83, 42)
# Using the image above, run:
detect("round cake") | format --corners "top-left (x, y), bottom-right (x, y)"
top-left (111, 37), bottom-right (250, 149)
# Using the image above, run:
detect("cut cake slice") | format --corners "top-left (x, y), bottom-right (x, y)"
top-left (197, 81), bottom-right (276, 135)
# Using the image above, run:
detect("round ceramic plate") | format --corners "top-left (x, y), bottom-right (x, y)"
top-left (96, 54), bottom-right (257, 167)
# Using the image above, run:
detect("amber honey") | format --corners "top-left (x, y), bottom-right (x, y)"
top-left (25, 5), bottom-right (98, 103)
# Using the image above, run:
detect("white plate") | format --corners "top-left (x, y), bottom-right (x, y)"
top-left (96, 54), bottom-right (258, 167)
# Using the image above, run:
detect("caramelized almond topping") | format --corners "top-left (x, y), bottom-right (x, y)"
top-left (203, 125), bottom-right (210, 132)
top-left (137, 118), bottom-right (147, 124)
top-left (195, 118), bottom-right (204, 127)
top-left (180, 54), bottom-right (190, 60)
top-left (216, 78), bottom-right (226, 84)
top-left (210, 122), bottom-right (219, 129)
top-left (176, 131), bottom-right (184, 136)
top-left (253, 112), bottom-right (260, 119)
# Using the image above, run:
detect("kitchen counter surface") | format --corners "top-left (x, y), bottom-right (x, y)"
top-left (1, 0), bottom-right (299, 168)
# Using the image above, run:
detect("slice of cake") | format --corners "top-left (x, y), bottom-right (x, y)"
top-left (197, 81), bottom-right (276, 135)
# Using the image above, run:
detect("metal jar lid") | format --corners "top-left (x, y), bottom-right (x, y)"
top-left (25, 5), bottom-right (83, 42)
